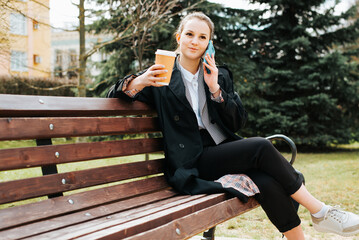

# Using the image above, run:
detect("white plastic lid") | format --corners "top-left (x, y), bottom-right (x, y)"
top-left (155, 49), bottom-right (176, 57)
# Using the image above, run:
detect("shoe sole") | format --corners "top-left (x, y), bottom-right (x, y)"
top-left (314, 224), bottom-right (359, 237)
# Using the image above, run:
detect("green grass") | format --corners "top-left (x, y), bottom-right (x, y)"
top-left (0, 140), bottom-right (358, 239)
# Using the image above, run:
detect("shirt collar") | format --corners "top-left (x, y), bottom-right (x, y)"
top-left (178, 62), bottom-right (200, 84)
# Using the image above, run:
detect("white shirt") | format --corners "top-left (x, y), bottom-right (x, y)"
top-left (178, 64), bottom-right (205, 129)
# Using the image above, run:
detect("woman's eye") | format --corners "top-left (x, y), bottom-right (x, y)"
top-left (200, 36), bottom-right (207, 39)
top-left (186, 32), bottom-right (193, 36)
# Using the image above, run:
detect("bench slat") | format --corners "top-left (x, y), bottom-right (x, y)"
top-left (0, 94), bottom-right (155, 117)
top-left (0, 159), bottom-right (164, 204)
top-left (60, 194), bottom-right (229, 240)
top-left (0, 189), bottom-right (179, 240)
top-left (0, 138), bottom-right (163, 170)
top-left (0, 176), bottom-right (169, 230)
top-left (24, 194), bottom-right (223, 240)
top-left (0, 117), bottom-right (160, 140)
top-left (126, 198), bottom-right (259, 240)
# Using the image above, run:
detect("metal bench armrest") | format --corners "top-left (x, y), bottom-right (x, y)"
top-left (265, 134), bottom-right (297, 165)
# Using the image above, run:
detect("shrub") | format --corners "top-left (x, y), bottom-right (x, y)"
top-left (0, 75), bottom-right (77, 96)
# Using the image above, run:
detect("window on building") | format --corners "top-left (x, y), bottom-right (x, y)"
top-left (10, 13), bottom-right (27, 35)
top-left (33, 20), bottom-right (39, 30)
top-left (33, 54), bottom-right (42, 64)
top-left (69, 49), bottom-right (77, 64)
top-left (11, 51), bottom-right (28, 72)
top-left (67, 49), bottom-right (78, 79)
top-left (55, 50), bottom-right (63, 66)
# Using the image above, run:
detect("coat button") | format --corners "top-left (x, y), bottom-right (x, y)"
top-left (211, 119), bottom-right (215, 124)
top-left (174, 115), bottom-right (180, 121)
top-left (179, 143), bottom-right (185, 149)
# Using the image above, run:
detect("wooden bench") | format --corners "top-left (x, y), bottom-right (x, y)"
top-left (0, 94), bottom-right (297, 240)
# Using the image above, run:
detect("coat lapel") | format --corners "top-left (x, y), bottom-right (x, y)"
top-left (168, 59), bottom-right (193, 111)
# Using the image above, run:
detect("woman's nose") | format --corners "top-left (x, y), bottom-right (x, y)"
top-left (191, 37), bottom-right (199, 45)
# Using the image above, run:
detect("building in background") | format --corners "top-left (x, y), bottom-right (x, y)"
top-left (51, 31), bottom-right (111, 80)
top-left (0, 0), bottom-right (51, 78)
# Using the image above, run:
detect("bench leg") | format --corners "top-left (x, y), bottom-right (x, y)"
top-left (36, 139), bottom-right (63, 198)
top-left (202, 226), bottom-right (216, 240)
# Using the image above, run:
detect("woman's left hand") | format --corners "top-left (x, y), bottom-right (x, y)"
top-left (203, 53), bottom-right (220, 96)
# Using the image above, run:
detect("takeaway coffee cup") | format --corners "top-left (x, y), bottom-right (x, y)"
top-left (155, 50), bottom-right (176, 85)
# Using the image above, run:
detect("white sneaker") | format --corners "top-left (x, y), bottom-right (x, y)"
top-left (311, 206), bottom-right (359, 237)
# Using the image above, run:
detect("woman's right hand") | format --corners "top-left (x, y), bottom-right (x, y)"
top-left (129, 64), bottom-right (168, 91)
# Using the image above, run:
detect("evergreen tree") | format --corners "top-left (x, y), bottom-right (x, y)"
top-left (233, 0), bottom-right (359, 147)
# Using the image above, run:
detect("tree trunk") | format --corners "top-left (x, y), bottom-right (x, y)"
top-left (78, 0), bottom-right (86, 97)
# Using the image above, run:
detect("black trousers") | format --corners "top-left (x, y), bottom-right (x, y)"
top-left (197, 133), bottom-right (303, 233)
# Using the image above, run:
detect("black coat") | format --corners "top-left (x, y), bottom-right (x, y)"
top-left (107, 61), bottom-right (249, 201)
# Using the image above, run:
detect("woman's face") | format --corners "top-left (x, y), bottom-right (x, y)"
top-left (177, 18), bottom-right (211, 62)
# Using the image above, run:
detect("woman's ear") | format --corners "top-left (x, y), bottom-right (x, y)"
top-left (176, 33), bottom-right (180, 44)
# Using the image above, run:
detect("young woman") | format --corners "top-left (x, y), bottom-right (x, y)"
top-left (107, 12), bottom-right (359, 239)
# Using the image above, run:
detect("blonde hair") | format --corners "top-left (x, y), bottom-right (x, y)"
top-left (176, 12), bottom-right (214, 39)
top-left (175, 12), bottom-right (214, 53)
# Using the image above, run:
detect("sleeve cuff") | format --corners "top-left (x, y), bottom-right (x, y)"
top-left (122, 75), bottom-right (140, 98)
top-left (210, 90), bottom-right (224, 103)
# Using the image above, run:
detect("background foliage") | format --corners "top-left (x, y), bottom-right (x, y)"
top-left (234, 0), bottom-right (359, 148)
top-left (0, 75), bottom-right (77, 96)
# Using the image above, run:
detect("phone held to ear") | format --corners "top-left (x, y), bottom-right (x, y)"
top-left (203, 40), bottom-right (215, 74)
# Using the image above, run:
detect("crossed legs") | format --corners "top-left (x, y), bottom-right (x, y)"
top-left (197, 137), bottom-right (320, 239)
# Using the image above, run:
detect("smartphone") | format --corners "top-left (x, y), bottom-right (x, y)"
top-left (203, 40), bottom-right (215, 74)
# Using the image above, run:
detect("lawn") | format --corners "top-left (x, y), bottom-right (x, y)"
top-left (0, 140), bottom-right (358, 239)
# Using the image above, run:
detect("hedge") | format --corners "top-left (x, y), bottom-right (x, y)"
top-left (0, 75), bottom-right (78, 96)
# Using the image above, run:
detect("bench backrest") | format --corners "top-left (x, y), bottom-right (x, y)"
top-left (0, 94), bottom-right (167, 229)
